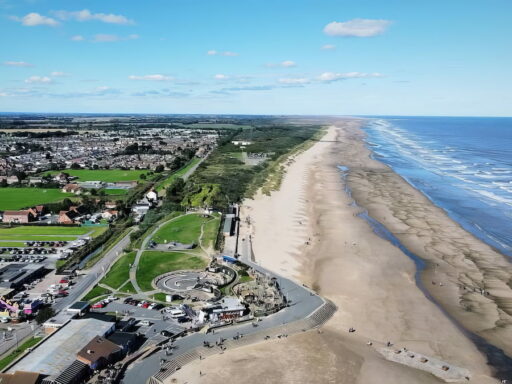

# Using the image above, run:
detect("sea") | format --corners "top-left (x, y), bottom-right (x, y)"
top-left (362, 116), bottom-right (512, 259)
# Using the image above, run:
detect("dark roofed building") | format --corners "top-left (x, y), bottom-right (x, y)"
top-left (76, 336), bottom-right (121, 370)
top-left (0, 371), bottom-right (42, 384)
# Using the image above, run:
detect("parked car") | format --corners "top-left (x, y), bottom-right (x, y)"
top-left (160, 330), bottom-right (173, 337)
top-left (92, 302), bottom-right (105, 309)
top-left (139, 320), bottom-right (151, 326)
top-left (123, 297), bottom-right (133, 304)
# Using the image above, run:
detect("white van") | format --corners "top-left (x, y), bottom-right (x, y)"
top-left (169, 309), bottom-right (185, 319)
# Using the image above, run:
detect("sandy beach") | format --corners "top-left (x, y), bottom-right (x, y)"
top-left (167, 120), bottom-right (511, 384)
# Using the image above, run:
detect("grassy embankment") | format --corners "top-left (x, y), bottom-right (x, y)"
top-left (0, 337), bottom-right (42, 371)
top-left (156, 157), bottom-right (201, 195)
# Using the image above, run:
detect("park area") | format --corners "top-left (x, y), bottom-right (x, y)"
top-left (42, 169), bottom-right (150, 182)
top-left (136, 251), bottom-right (208, 291)
top-left (151, 213), bottom-right (220, 247)
top-left (0, 188), bottom-right (74, 210)
top-left (0, 225), bottom-right (107, 242)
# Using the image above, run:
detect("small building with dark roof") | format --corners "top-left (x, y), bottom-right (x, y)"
top-left (76, 336), bottom-right (122, 370)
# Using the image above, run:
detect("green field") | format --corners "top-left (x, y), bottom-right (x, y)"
top-left (152, 214), bottom-right (210, 245)
top-left (137, 251), bottom-right (207, 291)
top-left (0, 241), bottom-right (27, 247)
top-left (43, 169), bottom-right (150, 182)
top-left (0, 188), bottom-right (74, 210)
top-left (103, 189), bottom-right (129, 196)
top-left (156, 157), bottom-right (201, 194)
top-left (0, 225), bottom-right (107, 241)
top-left (100, 251), bottom-right (136, 289)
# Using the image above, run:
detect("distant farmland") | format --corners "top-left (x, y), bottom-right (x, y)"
top-left (43, 169), bottom-right (150, 182)
top-left (0, 188), bottom-right (74, 210)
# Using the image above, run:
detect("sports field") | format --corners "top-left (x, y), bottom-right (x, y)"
top-left (43, 169), bottom-right (150, 182)
top-left (0, 225), bottom-right (107, 241)
top-left (0, 188), bottom-right (74, 210)
top-left (137, 251), bottom-right (207, 291)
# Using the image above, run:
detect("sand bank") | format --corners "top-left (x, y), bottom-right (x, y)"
top-left (167, 120), bottom-right (503, 384)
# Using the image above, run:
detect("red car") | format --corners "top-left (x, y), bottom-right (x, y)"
top-left (92, 302), bottom-right (105, 309)
top-left (142, 302), bottom-right (150, 308)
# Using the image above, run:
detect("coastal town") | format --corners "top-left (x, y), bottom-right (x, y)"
top-left (0, 115), bottom-right (336, 384)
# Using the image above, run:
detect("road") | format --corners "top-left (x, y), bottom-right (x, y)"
top-left (121, 234), bottom-right (328, 384)
top-left (53, 228), bottom-right (134, 312)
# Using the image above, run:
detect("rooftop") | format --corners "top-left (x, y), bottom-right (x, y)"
top-left (9, 318), bottom-right (114, 376)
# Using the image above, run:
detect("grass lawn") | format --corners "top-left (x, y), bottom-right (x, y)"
top-left (0, 225), bottom-right (105, 242)
top-left (0, 226), bottom-right (91, 235)
top-left (151, 292), bottom-right (168, 302)
top-left (0, 337), bottom-right (42, 371)
top-left (0, 241), bottom-right (27, 247)
top-left (152, 214), bottom-right (210, 245)
top-left (0, 188), bottom-right (74, 210)
top-left (43, 169), bottom-right (150, 182)
top-left (0, 225), bottom-right (100, 242)
top-left (137, 251), bottom-right (208, 291)
top-left (118, 281), bottom-right (136, 294)
top-left (102, 188), bottom-right (129, 196)
top-left (156, 157), bottom-right (201, 193)
top-left (202, 213), bottom-right (221, 250)
top-left (82, 285), bottom-right (111, 301)
top-left (100, 251), bottom-right (136, 289)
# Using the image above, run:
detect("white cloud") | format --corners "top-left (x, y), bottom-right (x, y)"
top-left (4, 61), bottom-right (33, 67)
top-left (0, 92), bottom-right (7, 97)
top-left (128, 74), bottom-right (172, 81)
top-left (278, 78), bottom-right (309, 84)
top-left (214, 74), bottom-right (229, 80)
top-left (15, 12), bottom-right (59, 27)
top-left (317, 71), bottom-right (383, 82)
top-left (71, 35), bottom-right (84, 41)
top-left (321, 44), bottom-right (336, 50)
top-left (53, 9), bottom-right (133, 25)
top-left (323, 19), bottom-right (391, 37)
top-left (266, 60), bottom-right (297, 68)
top-left (207, 50), bottom-right (239, 56)
top-left (51, 71), bottom-right (69, 77)
top-left (25, 75), bottom-right (52, 84)
top-left (281, 60), bottom-right (296, 68)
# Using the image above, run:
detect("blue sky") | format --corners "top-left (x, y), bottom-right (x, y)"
top-left (1, 0), bottom-right (511, 116)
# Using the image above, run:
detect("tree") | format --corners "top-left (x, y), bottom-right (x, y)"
top-left (71, 162), bottom-right (81, 170)
top-left (35, 306), bottom-right (55, 324)
top-left (166, 178), bottom-right (185, 203)
top-left (139, 174), bottom-right (146, 180)
top-left (155, 164), bottom-right (164, 173)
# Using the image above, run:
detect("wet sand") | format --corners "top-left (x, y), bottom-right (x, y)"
top-left (167, 120), bottom-right (509, 384)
